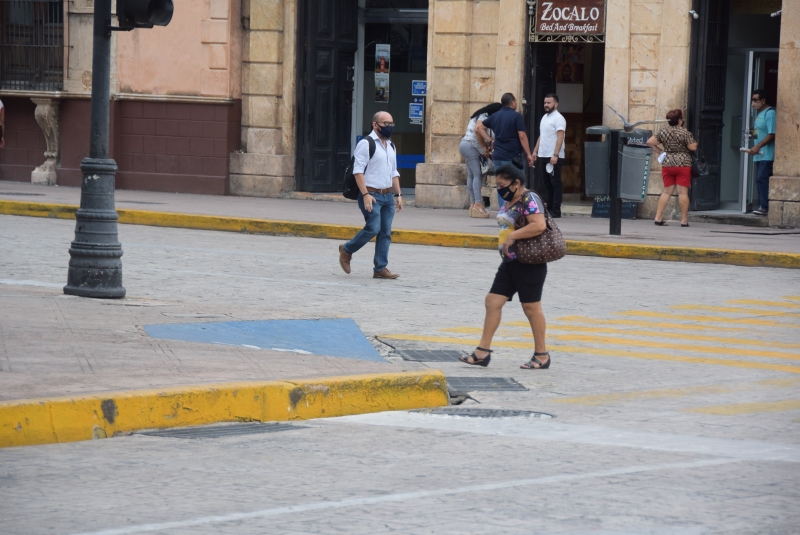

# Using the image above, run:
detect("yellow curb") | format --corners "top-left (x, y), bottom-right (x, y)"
top-left (2, 200), bottom-right (799, 268)
top-left (565, 241), bottom-right (800, 269)
top-left (0, 370), bottom-right (449, 448)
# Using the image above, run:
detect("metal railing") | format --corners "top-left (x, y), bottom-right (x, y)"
top-left (0, 0), bottom-right (63, 91)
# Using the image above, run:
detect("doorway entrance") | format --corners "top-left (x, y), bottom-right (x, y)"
top-left (355, 1), bottom-right (427, 194)
top-left (688, 0), bottom-right (781, 213)
top-left (295, 0), bottom-right (427, 194)
top-left (295, 0), bottom-right (358, 192)
top-left (527, 41), bottom-right (605, 198)
top-left (720, 49), bottom-right (779, 212)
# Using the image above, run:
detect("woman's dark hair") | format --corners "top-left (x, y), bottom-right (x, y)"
top-left (471, 102), bottom-right (502, 119)
top-left (495, 164), bottom-right (525, 184)
top-left (666, 109), bottom-right (684, 126)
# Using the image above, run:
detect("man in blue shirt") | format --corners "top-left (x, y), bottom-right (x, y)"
top-left (476, 93), bottom-right (534, 206)
top-left (749, 89), bottom-right (776, 216)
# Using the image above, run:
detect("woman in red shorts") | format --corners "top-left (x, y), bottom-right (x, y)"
top-left (647, 109), bottom-right (697, 227)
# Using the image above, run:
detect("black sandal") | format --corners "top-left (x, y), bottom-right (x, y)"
top-left (460, 347), bottom-right (492, 367)
top-left (521, 351), bottom-right (551, 370)
top-left (654, 220), bottom-right (668, 226)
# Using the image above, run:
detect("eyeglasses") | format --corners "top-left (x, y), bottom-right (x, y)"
top-left (751, 98), bottom-right (764, 102)
top-left (376, 121), bottom-right (395, 127)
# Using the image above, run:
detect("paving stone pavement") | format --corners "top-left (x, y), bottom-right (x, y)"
top-left (1, 214), bottom-right (799, 533)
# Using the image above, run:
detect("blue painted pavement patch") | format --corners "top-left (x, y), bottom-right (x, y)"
top-left (144, 318), bottom-right (384, 362)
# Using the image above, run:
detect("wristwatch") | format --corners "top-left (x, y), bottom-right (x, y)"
top-left (394, 193), bottom-right (402, 197)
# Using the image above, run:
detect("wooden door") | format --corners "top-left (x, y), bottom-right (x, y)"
top-left (297, 0), bottom-right (358, 192)
top-left (688, 0), bottom-right (731, 211)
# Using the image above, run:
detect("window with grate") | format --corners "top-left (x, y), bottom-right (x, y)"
top-left (0, 0), bottom-right (64, 91)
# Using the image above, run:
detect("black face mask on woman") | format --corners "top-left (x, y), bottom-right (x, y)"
top-left (497, 184), bottom-right (518, 201)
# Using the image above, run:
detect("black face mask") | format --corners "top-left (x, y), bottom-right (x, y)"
top-left (497, 185), bottom-right (517, 201)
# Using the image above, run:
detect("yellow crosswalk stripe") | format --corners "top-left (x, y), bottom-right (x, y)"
top-left (490, 325), bottom-right (800, 351)
top-left (670, 304), bottom-right (800, 317)
top-left (617, 310), bottom-right (799, 328)
top-left (378, 333), bottom-right (800, 374)
top-left (554, 385), bottom-right (738, 406)
top-left (727, 299), bottom-right (800, 309)
top-left (685, 399), bottom-right (800, 416)
top-left (551, 333), bottom-right (800, 362)
top-left (555, 345), bottom-right (800, 375)
top-left (545, 316), bottom-right (746, 332)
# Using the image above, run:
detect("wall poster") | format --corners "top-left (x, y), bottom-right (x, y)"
top-left (374, 44), bottom-right (391, 102)
top-left (529, 0), bottom-right (606, 43)
top-left (556, 43), bottom-right (585, 83)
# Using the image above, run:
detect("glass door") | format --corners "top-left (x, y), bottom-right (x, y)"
top-left (740, 49), bottom-right (779, 213)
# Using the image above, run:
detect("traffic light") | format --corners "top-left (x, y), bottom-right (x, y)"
top-left (117, 0), bottom-right (174, 29)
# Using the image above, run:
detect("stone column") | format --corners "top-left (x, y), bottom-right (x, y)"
top-left (31, 98), bottom-right (60, 185)
top-left (416, 0), bottom-right (472, 209)
top-left (229, 0), bottom-right (296, 197)
top-left (769, 7), bottom-right (800, 228)
top-left (418, 0), bottom-right (525, 209)
top-left (638, 0), bottom-right (693, 219)
top-left (493, 0), bottom-right (526, 102)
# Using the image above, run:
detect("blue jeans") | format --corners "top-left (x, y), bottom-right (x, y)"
top-left (755, 160), bottom-right (773, 212)
top-left (344, 192), bottom-right (395, 272)
top-left (493, 159), bottom-right (514, 208)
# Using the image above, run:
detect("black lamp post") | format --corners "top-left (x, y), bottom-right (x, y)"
top-left (64, 0), bottom-right (173, 298)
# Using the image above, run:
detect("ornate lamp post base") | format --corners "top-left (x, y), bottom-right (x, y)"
top-left (64, 157), bottom-right (125, 299)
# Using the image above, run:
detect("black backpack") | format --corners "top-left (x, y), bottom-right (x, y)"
top-left (342, 137), bottom-right (395, 200)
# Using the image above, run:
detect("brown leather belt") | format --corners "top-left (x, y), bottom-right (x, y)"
top-left (366, 187), bottom-right (392, 194)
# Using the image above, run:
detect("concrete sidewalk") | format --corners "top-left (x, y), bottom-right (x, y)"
top-left (0, 284), bottom-right (447, 448)
top-left (1, 180), bottom-right (799, 263)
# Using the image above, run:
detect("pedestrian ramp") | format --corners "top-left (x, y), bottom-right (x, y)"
top-left (144, 318), bottom-right (385, 362)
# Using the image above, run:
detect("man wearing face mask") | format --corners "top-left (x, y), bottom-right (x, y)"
top-left (748, 89), bottom-right (776, 216)
top-left (532, 94), bottom-right (566, 217)
top-left (338, 111), bottom-right (403, 279)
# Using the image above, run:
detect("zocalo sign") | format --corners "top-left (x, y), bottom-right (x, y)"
top-left (529, 0), bottom-right (606, 43)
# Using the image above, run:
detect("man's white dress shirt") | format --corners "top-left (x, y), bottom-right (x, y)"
top-left (352, 131), bottom-right (399, 190)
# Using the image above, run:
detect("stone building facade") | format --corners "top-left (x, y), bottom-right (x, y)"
top-left (0, 0), bottom-right (797, 227)
top-left (1, 0), bottom-right (243, 194)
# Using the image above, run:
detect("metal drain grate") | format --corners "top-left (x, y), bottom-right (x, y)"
top-left (417, 407), bottom-right (553, 419)
top-left (446, 377), bottom-right (528, 392)
top-left (395, 349), bottom-right (466, 362)
top-left (138, 422), bottom-right (309, 439)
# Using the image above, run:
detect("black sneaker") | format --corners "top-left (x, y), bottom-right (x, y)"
top-left (753, 208), bottom-right (768, 216)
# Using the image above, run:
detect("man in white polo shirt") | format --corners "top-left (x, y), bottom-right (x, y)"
top-left (338, 111), bottom-right (403, 279)
top-left (533, 94), bottom-right (567, 217)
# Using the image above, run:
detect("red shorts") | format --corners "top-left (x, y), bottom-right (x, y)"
top-left (661, 166), bottom-right (691, 188)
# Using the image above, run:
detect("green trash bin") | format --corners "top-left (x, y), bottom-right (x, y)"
top-left (585, 126), bottom-right (611, 196)
top-left (619, 144), bottom-right (653, 202)
top-left (617, 130), bottom-right (652, 202)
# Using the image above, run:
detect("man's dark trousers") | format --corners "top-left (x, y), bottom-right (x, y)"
top-left (755, 160), bottom-right (773, 212)
top-left (540, 157), bottom-right (564, 215)
top-left (343, 192), bottom-right (395, 273)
